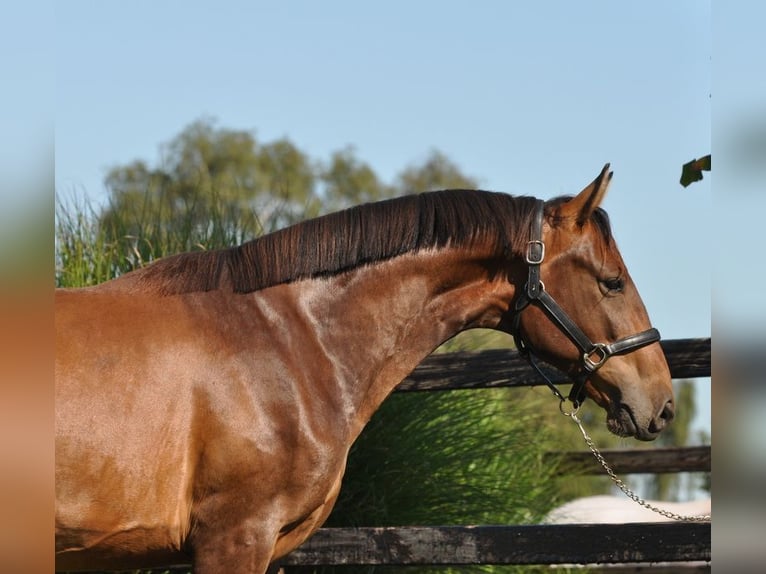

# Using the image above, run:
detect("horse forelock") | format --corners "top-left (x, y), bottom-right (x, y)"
top-left (137, 190), bottom-right (541, 295)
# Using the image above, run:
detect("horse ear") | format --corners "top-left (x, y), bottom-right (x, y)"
top-left (559, 164), bottom-right (613, 226)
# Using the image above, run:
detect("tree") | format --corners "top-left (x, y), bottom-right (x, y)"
top-left (95, 119), bottom-right (486, 275)
top-left (100, 118), bottom-right (318, 267)
top-left (320, 146), bottom-right (394, 210)
top-left (396, 149), bottom-right (479, 191)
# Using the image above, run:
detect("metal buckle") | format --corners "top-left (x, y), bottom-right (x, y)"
top-left (525, 240), bottom-right (545, 265)
top-left (583, 343), bottom-right (608, 372)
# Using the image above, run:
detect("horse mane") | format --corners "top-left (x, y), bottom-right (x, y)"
top-left (136, 190), bottom-right (608, 296)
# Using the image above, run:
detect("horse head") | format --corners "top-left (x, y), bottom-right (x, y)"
top-left (509, 165), bottom-right (674, 441)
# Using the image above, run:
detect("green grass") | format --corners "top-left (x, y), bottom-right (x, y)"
top-left (328, 390), bottom-right (562, 528)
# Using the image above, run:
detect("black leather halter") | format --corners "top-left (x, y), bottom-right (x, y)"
top-left (511, 200), bottom-right (661, 407)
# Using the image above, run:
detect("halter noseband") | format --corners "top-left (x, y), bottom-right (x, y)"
top-left (511, 200), bottom-right (661, 408)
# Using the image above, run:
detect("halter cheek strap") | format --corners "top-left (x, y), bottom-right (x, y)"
top-left (511, 200), bottom-right (661, 407)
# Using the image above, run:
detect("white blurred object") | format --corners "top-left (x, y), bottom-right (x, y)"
top-left (545, 495), bottom-right (711, 524)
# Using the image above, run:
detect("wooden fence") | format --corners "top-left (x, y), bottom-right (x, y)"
top-left (276, 337), bottom-right (712, 571)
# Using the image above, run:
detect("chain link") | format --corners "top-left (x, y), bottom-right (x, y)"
top-left (562, 403), bottom-right (710, 522)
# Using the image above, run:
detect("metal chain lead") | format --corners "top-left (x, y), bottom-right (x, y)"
top-left (562, 403), bottom-right (710, 522)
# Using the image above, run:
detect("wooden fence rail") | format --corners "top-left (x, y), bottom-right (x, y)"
top-left (280, 523), bottom-right (711, 567)
top-left (397, 337), bottom-right (710, 392)
top-left (549, 444), bottom-right (711, 474)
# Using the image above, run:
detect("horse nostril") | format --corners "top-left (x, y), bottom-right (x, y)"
top-left (649, 400), bottom-right (675, 434)
top-left (660, 399), bottom-right (675, 424)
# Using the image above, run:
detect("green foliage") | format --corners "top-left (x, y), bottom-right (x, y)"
top-left (55, 186), bottom-right (265, 287)
top-left (397, 149), bottom-right (479, 192)
top-left (327, 390), bottom-right (562, 528)
top-left (307, 390), bottom-right (564, 574)
top-left (55, 194), bottom-right (125, 287)
top-left (72, 118), bottom-right (485, 286)
top-left (321, 146), bottom-right (395, 210)
top-left (101, 118), bottom-right (310, 254)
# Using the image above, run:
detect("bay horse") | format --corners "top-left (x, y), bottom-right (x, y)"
top-left (55, 165), bottom-right (673, 573)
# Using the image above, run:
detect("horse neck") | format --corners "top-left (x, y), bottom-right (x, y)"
top-left (293, 247), bottom-right (517, 436)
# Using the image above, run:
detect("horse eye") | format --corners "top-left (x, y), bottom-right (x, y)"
top-left (602, 277), bottom-right (625, 293)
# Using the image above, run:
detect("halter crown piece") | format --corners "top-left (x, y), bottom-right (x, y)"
top-left (511, 200), bottom-right (661, 408)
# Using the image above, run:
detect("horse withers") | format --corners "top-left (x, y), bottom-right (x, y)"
top-left (55, 165), bottom-right (673, 572)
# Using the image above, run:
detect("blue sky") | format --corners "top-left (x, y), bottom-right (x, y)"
top-left (53, 2), bottom-right (714, 432)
